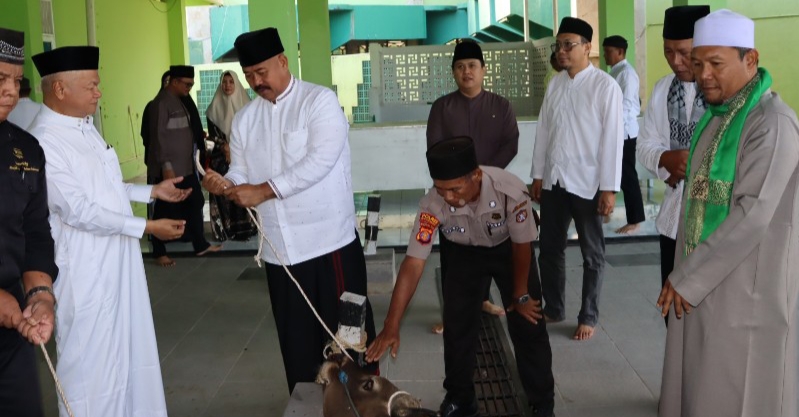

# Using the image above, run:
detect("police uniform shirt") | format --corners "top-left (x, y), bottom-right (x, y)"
top-left (0, 120), bottom-right (57, 302)
top-left (407, 166), bottom-right (536, 260)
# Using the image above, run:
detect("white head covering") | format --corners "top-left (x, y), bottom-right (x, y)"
top-left (206, 70), bottom-right (251, 138)
top-left (693, 9), bottom-right (755, 49)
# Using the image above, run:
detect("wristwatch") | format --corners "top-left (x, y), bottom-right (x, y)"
top-left (516, 294), bottom-right (530, 305)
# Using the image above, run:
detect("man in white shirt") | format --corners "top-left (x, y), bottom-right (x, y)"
top-left (636, 5), bottom-right (710, 325)
top-left (7, 77), bottom-right (41, 131)
top-left (531, 17), bottom-right (623, 341)
top-left (603, 35), bottom-right (645, 235)
top-left (29, 46), bottom-right (190, 417)
top-left (202, 28), bottom-right (378, 393)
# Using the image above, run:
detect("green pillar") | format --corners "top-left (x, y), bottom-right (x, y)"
top-left (249, 0), bottom-right (300, 76)
top-left (0, 0), bottom-right (44, 100)
top-left (167, 0), bottom-right (189, 64)
top-left (297, 0), bottom-right (332, 87)
top-left (673, 0), bottom-right (727, 10)
top-left (598, 0), bottom-right (636, 72)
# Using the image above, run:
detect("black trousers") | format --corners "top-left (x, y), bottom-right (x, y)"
top-left (151, 174), bottom-right (211, 256)
top-left (0, 329), bottom-right (44, 417)
top-left (659, 235), bottom-right (677, 326)
top-left (265, 233), bottom-right (377, 393)
top-left (620, 138), bottom-right (646, 225)
top-left (440, 236), bottom-right (555, 410)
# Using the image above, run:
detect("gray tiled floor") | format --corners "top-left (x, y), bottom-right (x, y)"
top-left (38, 240), bottom-right (665, 417)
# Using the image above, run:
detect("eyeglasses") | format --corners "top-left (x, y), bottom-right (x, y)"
top-left (178, 80), bottom-right (195, 88)
top-left (550, 41), bottom-right (585, 53)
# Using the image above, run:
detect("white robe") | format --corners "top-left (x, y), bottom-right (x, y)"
top-left (29, 106), bottom-right (168, 417)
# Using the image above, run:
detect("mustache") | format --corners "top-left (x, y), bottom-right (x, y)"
top-left (255, 85), bottom-right (271, 93)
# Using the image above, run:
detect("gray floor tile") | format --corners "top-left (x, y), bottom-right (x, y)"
top-left (384, 351), bottom-right (445, 381)
top-left (556, 368), bottom-right (654, 408)
top-left (552, 342), bottom-right (629, 373)
top-left (203, 381), bottom-right (289, 417)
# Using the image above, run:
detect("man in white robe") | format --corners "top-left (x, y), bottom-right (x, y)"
top-left (658, 10), bottom-right (799, 417)
top-left (636, 5), bottom-right (710, 326)
top-left (29, 46), bottom-right (190, 417)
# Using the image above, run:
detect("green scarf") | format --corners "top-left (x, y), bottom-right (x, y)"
top-left (683, 67), bottom-right (772, 255)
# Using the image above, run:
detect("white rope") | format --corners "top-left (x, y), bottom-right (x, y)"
top-left (195, 157), bottom-right (359, 362)
top-left (40, 342), bottom-right (74, 417)
top-left (245, 208), bottom-right (356, 362)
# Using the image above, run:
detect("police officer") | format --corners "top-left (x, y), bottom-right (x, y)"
top-left (0, 27), bottom-right (59, 417)
top-left (366, 137), bottom-right (555, 417)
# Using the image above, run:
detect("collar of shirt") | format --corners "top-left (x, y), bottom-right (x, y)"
top-left (567, 63), bottom-right (595, 85)
top-left (610, 59), bottom-right (628, 72)
top-left (446, 175), bottom-right (501, 217)
top-left (275, 76), bottom-right (297, 104)
top-left (39, 105), bottom-right (95, 133)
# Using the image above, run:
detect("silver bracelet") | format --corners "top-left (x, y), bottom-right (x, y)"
top-left (25, 286), bottom-right (56, 305)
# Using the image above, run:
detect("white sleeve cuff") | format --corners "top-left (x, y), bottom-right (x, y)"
top-left (128, 184), bottom-right (154, 203)
top-left (122, 216), bottom-right (147, 239)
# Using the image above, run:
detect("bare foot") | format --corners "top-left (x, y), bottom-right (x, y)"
top-left (197, 244), bottom-right (223, 257)
top-left (615, 223), bottom-right (641, 235)
top-left (156, 256), bottom-right (176, 267)
top-left (573, 324), bottom-right (595, 341)
top-left (431, 323), bottom-right (444, 335)
top-left (482, 300), bottom-right (506, 316)
top-left (543, 314), bottom-right (563, 324)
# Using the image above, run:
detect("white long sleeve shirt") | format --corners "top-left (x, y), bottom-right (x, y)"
top-left (636, 74), bottom-right (699, 239)
top-left (609, 59), bottom-right (640, 139)
top-left (226, 77), bottom-right (356, 265)
top-left (7, 97), bottom-right (42, 131)
top-left (29, 105), bottom-right (167, 417)
top-left (531, 64), bottom-right (624, 199)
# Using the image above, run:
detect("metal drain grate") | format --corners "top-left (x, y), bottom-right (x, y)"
top-left (474, 312), bottom-right (526, 417)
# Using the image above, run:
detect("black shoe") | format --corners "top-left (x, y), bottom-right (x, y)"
top-left (439, 397), bottom-right (479, 417)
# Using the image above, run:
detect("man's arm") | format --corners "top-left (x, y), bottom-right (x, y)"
top-left (636, 79), bottom-right (672, 180)
top-left (598, 82), bottom-right (624, 192)
top-left (493, 100), bottom-right (520, 169)
top-left (671, 113), bottom-right (799, 306)
top-left (42, 140), bottom-right (146, 239)
top-left (364, 255), bottom-right (426, 362)
top-left (618, 69), bottom-right (641, 137)
top-left (152, 99), bottom-right (176, 179)
top-left (426, 99), bottom-right (445, 148)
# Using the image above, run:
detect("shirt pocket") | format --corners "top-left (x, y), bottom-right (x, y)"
top-left (281, 128), bottom-right (309, 166)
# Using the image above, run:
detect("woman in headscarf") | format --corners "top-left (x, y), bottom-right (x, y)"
top-left (206, 70), bottom-right (256, 241)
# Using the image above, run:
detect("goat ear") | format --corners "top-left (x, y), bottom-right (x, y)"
top-left (362, 378), bottom-right (374, 391)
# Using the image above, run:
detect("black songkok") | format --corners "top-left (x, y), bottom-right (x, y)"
top-left (0, 27), bottom-right (24, 65)
top-left (452, 41), bottom-right (484, 67)
top-left (427, 137), bottom-right (479, 181)
top-left (32, 46), bottom-right (99, 77)
top-left (234, 27), bottom-right (284, 67)
top-left (169, 65), bottom-right (194, 79)
top-left (603, 35), bottom-right (628, 50)
top-left (663, 6), bottom-right (711, 40)
top-left (558, 17), bottom-right (593, 42)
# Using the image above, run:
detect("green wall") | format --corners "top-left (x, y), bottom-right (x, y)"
top-left (52, 0), bottom-right (88, 47)
top-left (599, 0), bottom-right (636, 71)
top-left (93, 0), bottom-right (173, 180)
top-left (248, 0), bottom-right (300, 76)
top-left (0, 0), bottom-right (44, 100)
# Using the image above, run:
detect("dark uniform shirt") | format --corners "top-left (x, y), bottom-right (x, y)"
top-left (426, 90), bottom-right (520, 168)
top-left (407, 166), bottom-right (536, 259)
top-left (147, 90), bottom-right (196, 179)
top-left (0, 121), bottom-right (58, 303)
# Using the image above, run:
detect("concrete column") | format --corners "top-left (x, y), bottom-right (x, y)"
top-left (297, 0), bottom-right (333, 87)
top-left (598, 0), bottom-right (636, 71)
top-left (167, 0), bottom-right (189, 64)
top-left (249, 0), bottom-right (300, 77)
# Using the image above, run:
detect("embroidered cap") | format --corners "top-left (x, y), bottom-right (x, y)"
top-left (0, 28), bottom-right (24, 65)
top-left (169, 65), bottom-right (194, 79)
top-left (426, 137), bottom-right (479, 181)
top-left (558, 17), bottom-right (593, 42)
top-left (663, 5), bottom-right (710, 40)
top-left (693, 9), bottom-right (754, 49)
top-left (452, 41), bottom-right (484, 67)
top-left (234, 27), bottom-right (284, 67)
top-left (32, 46), bottom-right (99, 77)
